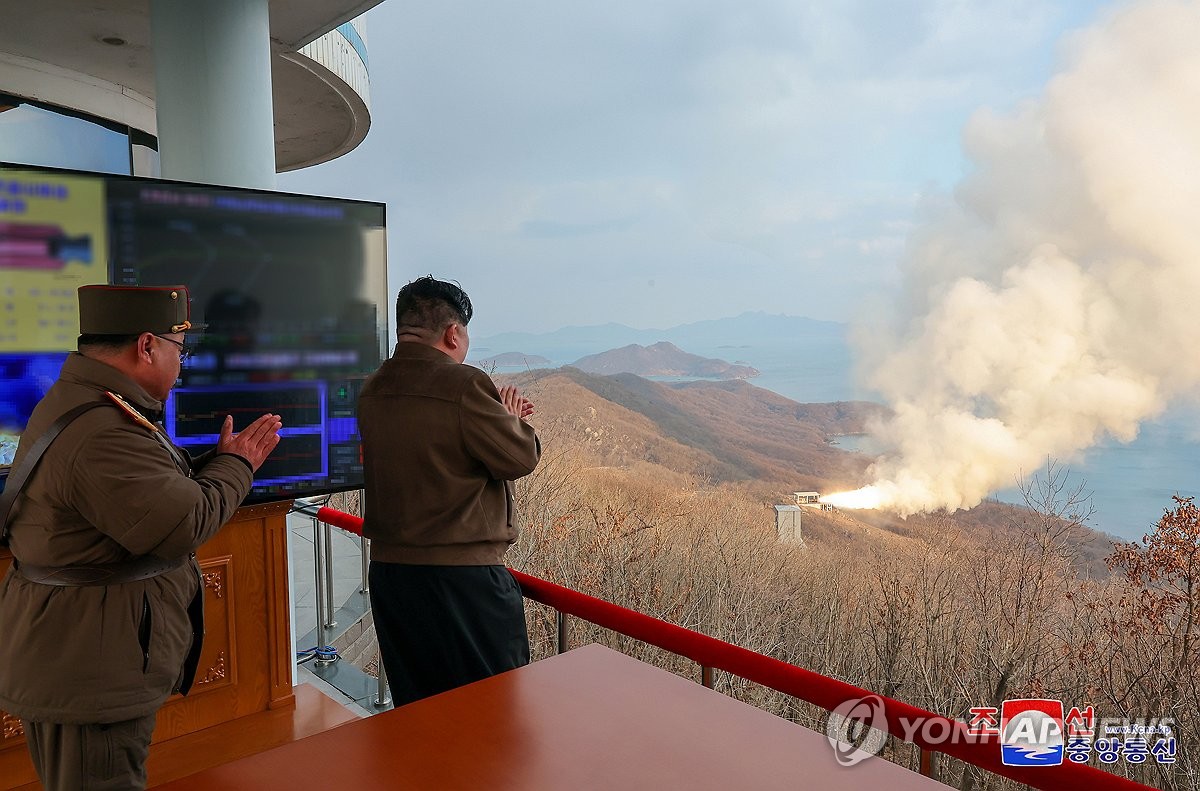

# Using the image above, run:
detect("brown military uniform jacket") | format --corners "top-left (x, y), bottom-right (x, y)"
top-left (0, 353), bottom-right (254, 724)
top-left (359, 342), bottom-right (540, 566)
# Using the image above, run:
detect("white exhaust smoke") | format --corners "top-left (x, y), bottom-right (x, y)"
top-left (839, 0), bottom-right (1200, 517)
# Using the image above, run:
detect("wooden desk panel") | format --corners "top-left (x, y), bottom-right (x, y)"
top-left (159, 643), bottom-right (945, 791)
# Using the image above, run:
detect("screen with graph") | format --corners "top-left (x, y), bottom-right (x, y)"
top-left (1, 163), bottom-right (388, 503)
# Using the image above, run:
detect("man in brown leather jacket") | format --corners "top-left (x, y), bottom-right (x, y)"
top-left (0, 285), bottom-right (282, 791)
top-left (359, 276), bottom-right (540, 706)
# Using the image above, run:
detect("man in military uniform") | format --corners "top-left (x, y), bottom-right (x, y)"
top-left (0, 285), bottom-right (282, 791)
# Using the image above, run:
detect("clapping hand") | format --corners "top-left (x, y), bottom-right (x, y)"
top-left (499, 385), bottom-right (535, 420)
top-left (216, 413), bottom-right (283, 471)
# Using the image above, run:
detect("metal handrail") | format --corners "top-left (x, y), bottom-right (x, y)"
top-left (304, 504), bottom-right (1154, 791)
top-left (292, 499), bottom-right (388, 704)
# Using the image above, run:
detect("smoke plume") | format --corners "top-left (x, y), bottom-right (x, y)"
top-left (851, 0), bottom-right (1200, 517)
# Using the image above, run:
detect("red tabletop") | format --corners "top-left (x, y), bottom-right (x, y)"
top-left (158, 643), bottom-right (944, 790)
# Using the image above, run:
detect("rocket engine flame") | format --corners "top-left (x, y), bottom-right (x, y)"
top-left (848, 1), bottom-right (1200, 517)
top-left (819, 487), bottom-right (886, 510)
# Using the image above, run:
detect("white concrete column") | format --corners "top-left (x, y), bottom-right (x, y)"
top-left (150, 0), bottom-right (276, 189)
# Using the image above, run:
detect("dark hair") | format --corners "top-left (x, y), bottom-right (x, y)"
top-left (394, 276), bottom-right (473, 332)
top-left (78, 334), bottom-right (141, 353)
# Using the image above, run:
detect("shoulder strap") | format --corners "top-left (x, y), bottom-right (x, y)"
top-left (0, 401), bottom-right (113, 545)
top-left (106, 391), bottom-right (191, 475)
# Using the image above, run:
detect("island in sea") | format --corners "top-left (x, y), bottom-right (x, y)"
top-left (571, 341), bottom-right (759, 380)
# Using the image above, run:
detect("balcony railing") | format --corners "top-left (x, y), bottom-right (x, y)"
top-left (297, 502), bottom-right (1154, 791)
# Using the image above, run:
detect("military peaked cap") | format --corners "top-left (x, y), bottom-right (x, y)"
top-left (78, 285), bottom-right (197, 335)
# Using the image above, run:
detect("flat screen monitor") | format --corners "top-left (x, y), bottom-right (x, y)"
top-left (1, 163), bottom-right (388, 504)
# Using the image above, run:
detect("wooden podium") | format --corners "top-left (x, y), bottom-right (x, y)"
top-left (0, 501), bottom-right (295, 789)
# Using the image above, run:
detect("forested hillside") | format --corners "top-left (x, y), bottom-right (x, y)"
top-left (499, 368), bottom-right (1190, 790)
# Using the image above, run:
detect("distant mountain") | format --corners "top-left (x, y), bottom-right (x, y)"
top-left (655, 312), bottom-right (844, 346)
top-left (472, 352), bottom-right (552, 368)
top-left (477, 311), bottom-right (845, 363)
top-left (500, 366), bottom-right (882, 487)
top-left (572, 342), bottom-right (759, 379)
top-left (495, 367), bottom-right (1114, 575)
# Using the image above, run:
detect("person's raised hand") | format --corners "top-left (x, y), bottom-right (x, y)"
top-left (499, 385), bottom-right (532, 420)
top-left (216, 413), bottom-right (283, 472)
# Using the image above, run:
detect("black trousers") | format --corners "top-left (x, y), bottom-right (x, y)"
top-left (369, 563), bottom-right (530, 707)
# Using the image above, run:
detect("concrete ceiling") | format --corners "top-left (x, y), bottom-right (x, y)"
top-left (0, 0), bottom-right (383, 170)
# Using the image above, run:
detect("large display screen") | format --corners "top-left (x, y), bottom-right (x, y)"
top-left (1, 163), bottom-right (388, 503)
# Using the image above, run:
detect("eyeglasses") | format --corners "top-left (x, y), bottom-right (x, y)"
top-left (154, 334), bottom-right (191, 364)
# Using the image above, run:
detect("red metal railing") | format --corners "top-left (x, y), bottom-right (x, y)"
top-left (310, 505), bottom-right (1153, 791)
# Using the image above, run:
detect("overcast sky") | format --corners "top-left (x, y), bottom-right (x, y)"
top-left (278, 0), bottom-right (1116, 338)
